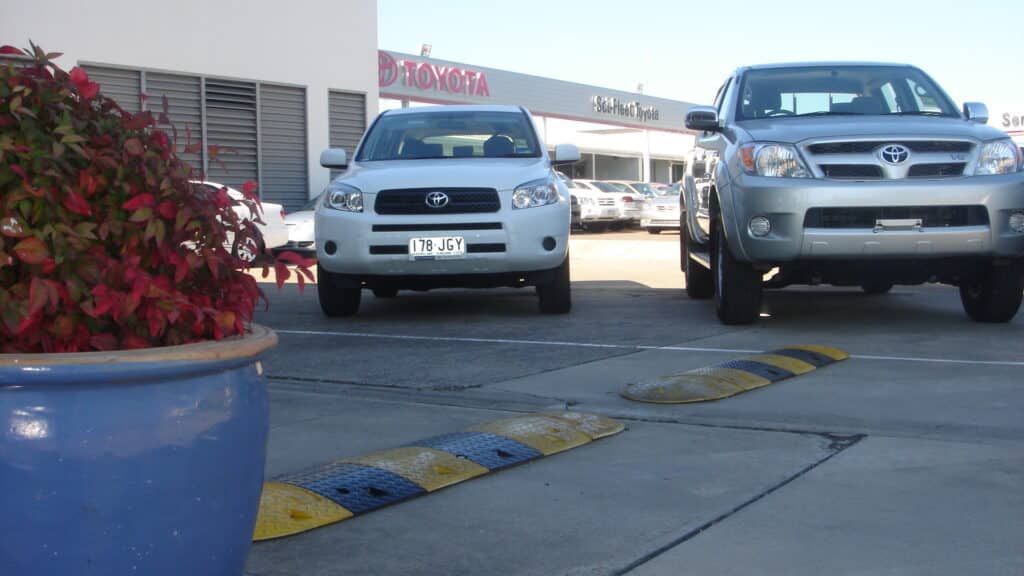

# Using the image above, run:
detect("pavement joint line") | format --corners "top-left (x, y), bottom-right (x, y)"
top-left (612, 433), bottom-right (867, 576)
top-left (268, 379), bottom-right (871, 444)
top-left (267, 379), bottom-right (569, 416)
top-left (273, 329), bottom-right (1024, 367)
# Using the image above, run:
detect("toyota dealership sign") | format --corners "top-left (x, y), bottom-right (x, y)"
top-left (379, 50), bottom-right (491, 97)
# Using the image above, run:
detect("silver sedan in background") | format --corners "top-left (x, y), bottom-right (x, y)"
top-left (640, 183), bottom-right (681, 234)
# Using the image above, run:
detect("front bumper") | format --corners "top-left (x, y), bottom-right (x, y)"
top-left (619, 205), bottom-right (642, 221)
top-left (642, 207), bottom-right (680, 228)
top-left (725, 172), bottom-right (1024, 262)
top-left (315, 203), bottom-right (570, 276)
top-left (580, 204), bottom-right (619, 222)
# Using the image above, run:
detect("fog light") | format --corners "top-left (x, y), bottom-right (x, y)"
top-left (749, 216), bottom-right (772, 237)
top-left (542, 236), bottom-right (557, 251)
top-left (324, 241), bottom-right (338, 255)
top-left (1010, 211), bottom-right (1024, 233)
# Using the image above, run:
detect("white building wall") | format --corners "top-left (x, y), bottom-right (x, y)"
top-left (0, 0), bottom-right (379, 197)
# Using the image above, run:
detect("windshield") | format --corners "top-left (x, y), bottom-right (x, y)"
top-left (357, 110), bottom-right (541, 161)
top-left (653, 184), bottom-right (680, 197)
top-left (736, 65), bottom-right (958, 121)
top-left (629, 182), bottom-right (655, 196)
top-left (590, 181), bottom-right (622, 193)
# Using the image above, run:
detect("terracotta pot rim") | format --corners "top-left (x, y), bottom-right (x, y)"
top-left (0, 324), bottom-right (277, 367)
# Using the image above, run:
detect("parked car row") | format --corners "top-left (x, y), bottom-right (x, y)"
top-left (264, 61), bottom-right (1024, 326)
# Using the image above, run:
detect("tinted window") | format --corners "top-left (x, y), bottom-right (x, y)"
top-left (736, 66), bottom-right (958, 120)
top-left (357, 111), bottom-right (541, 161)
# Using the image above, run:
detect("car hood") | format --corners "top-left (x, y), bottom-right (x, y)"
top-left (338, 158), bottom-right (550, 192)
top-left (737, 116), bottom-right (1011, 144)
top-left (285, 210), bottom-right (314, 225)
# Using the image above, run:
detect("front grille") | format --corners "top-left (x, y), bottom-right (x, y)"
top-left (807, 141), bottom-right (973, 155)
top-left (375, 188), bottom-right (500, 215)
top-left (820, 164), bottom-right (884, 179)
top-left (804, 206), bottom-right (988, 229)
top-left (598, 198), bottom-right (615, 206)
top-left (371, 223), bottom-right (502, 232)
top-left (907, 163), bottom-right (966, 178)
top-left (369, 243), bottom-right (507, 255)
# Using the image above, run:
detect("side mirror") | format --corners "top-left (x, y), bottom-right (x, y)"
top-left (963, 102), bottom-right (988, 124)
top-left (320, 148), bottom-right (348, 169)
top-left (685, 106), bottom-right (720, 132)
top-left (552, 143), bottom-right (581, 166)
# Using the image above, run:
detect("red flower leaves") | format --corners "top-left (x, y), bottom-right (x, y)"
top-left (0, 46), bottom-right (308, 353)
top-left (68, 66), bottom-right (99, 100)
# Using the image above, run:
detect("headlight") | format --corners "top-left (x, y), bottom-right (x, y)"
top-left (513, 177), bottom-right (560, 209)
top-left (974, 139), bottom-right (1021, 175)
top-left (739, 143), bottom-right (811, 178)
top-left (323, 182), bottom-right (363, 212)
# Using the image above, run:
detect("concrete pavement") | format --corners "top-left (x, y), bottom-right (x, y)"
top-left (246, 231), bottom-right (1024, 575)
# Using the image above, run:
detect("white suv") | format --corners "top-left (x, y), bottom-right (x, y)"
top-left (315, 105), bottom-right (580, 316)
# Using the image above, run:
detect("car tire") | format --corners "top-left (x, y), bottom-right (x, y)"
top-left (537, 256), bottom-right (572, 314)
top-left (959, 263), bottom-right (1022, 323)
top-left (681, 219), bottom-right (713, 300)
top-left (317, 264), bottom-right (361, 317)
top-left (861, 281), bottom-right (894, 295)
top-left (372, 287), bottom-right (398, 298)
top-left (712, 216), bottom-right (762, 325)
top-left (233, 235), bottom-right (264, 265)
top-left (647, 228), bottom-right (661, 235)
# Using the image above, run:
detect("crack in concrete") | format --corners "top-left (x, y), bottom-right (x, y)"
top-left (612, 434), bottom-right (866, 576)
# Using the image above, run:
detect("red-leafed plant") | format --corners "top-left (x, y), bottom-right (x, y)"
top-left (0, 44), bottom-right (312, 353)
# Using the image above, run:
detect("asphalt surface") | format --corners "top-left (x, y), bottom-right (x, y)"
top-left (246, 230), bottom-right (1024, 576)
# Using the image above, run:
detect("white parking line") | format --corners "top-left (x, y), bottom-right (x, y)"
top-left (274, 329), bottom-right (1024, 367)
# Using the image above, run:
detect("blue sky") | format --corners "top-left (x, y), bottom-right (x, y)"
top-left (379, 0), bottom-right (1022, 112)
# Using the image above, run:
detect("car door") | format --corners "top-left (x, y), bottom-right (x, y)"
top-left (692, 76), bottom-right (733, 239)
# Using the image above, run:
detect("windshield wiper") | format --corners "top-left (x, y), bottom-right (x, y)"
top-left (792, 111), bottom-right (865, 117)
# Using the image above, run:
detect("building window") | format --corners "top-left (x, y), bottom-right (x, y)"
top-left (80, 64), bottom-right (309, 210)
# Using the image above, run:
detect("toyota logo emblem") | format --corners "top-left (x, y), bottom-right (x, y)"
top-left (879, 144), bottom-right (911, 165)
top-left (425, 191), bottom-right (449, 209)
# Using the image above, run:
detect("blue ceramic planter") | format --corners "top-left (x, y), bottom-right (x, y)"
top-left (0, 326), bottom-right (277, 576)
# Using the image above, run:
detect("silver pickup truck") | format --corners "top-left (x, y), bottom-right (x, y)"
top-left (682, 62), bottom-right (1024, 324)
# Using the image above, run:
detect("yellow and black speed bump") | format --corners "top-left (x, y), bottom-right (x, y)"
top-left (253, 411), bottom-right (625, 541)
top-left (621, 345), bottom-right (848, 404)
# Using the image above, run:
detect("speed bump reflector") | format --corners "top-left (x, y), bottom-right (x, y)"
top-left (254, 411), bottom-right (624, 541)
top-left (622, 345), bottom-right (848, 404)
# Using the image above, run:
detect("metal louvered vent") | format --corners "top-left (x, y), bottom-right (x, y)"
top-left (328, 90), bottom-right (366, 178)
top-left (0, 54), bottom-right (32, 71)
top-left (259, 84), bottom-right (308, 210)
top-left (145, 72), bottom-right (203, 173)
top-left (81, 65), bottom-right (142, 113)
top-left (205, 79), bottom-right (258, 189)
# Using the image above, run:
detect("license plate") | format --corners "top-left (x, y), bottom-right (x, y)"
top-left (408, 236), bottom-right (466, 260)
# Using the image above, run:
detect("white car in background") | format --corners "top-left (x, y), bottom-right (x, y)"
top-left (194, 181), bottom-right (288, 262)
top-left (278, 193), bottom-right (321, 256)
top-left (574, 179), bottom-right (641, 227)
top-left (640, 183), bottom-right (681, 234)
top-left (315, 105), bottom-right (580, 316)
